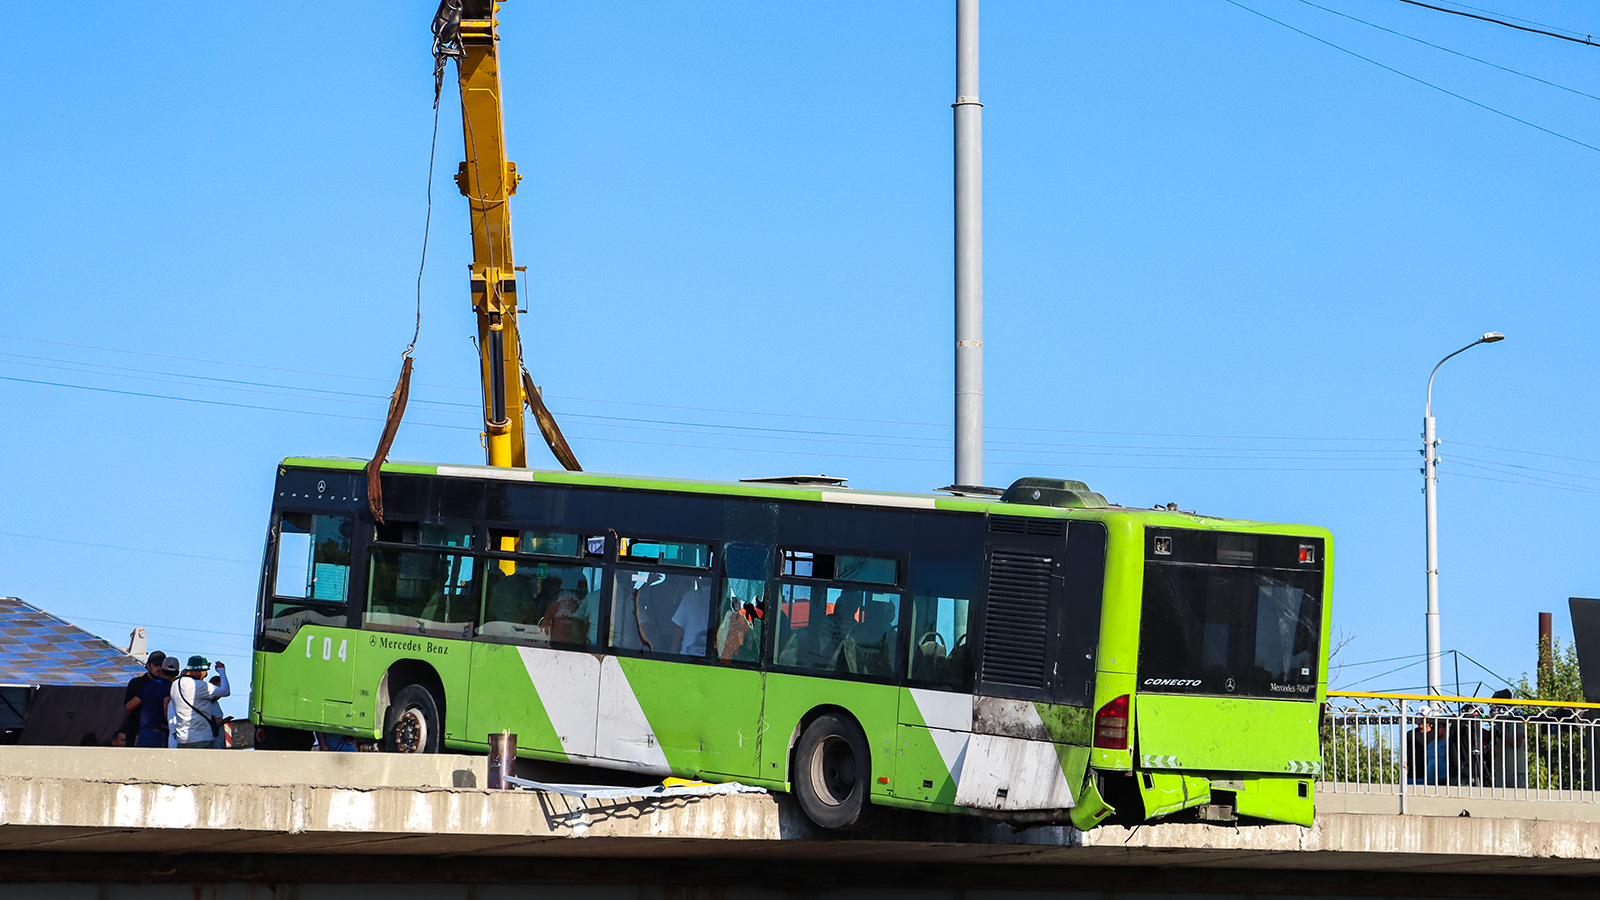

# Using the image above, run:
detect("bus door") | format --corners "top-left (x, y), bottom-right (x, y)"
top-left (263, 512), bottom-right (356, 727)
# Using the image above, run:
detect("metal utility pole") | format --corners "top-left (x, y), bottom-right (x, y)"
top-left (1422, 331), bottom-right (1504, 695)
top-left (953, 0), bottom-right (984, 488)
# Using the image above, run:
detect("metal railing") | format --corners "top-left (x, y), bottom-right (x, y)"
top-left (1320, 691), bottom-right (1600, 807)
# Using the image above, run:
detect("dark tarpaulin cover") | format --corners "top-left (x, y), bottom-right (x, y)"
top-left (21, 684), bottom-right (130, 746)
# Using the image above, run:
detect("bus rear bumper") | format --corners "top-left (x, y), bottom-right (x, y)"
top-left (1124, 770), bottom-right (1314, 827)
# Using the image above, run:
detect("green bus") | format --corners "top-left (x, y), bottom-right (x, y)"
top-left (252, 457), bottom-right (1331, 829)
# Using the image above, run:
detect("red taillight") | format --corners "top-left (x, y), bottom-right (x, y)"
top-left (1094, 694), bottom-right (1130, 750)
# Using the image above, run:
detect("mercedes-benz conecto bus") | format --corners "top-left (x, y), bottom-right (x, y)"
top-left (252, 458), bottom-right (1331, 829)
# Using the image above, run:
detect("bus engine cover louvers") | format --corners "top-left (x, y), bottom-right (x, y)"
top-left (979, 550), bottom-right (1054, 690)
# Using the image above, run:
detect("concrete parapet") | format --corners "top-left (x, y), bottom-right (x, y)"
top-left (0, 747), bottom-right (1598, 876)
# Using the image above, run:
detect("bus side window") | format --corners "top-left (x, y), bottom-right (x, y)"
top-left (776, 585), bottom-right (901, 679)
top-left (908, 595), bottom-right (971, 687)
top-left (715, 542), bottom-right (770, 665)
top-left (480, 559), bottom-right (603, 650)
top-left (367, 548), bottom-right (476, 638)
top-left (607, 538), bottom-right (713, 658)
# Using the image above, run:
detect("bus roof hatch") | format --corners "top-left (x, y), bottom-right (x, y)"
top-left (1000, 477), bottom-right (1109, 509)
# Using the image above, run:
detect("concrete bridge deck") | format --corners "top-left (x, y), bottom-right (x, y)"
top-left (1, 747), bottom-right (1598, 896)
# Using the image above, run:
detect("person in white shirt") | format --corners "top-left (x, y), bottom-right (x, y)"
top-left (171, 656), bottom-right (230, 748)
top-left (670, 580), bottom-right (711, 657)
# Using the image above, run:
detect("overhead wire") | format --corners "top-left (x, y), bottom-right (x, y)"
top-left (0, 334), bottom-right (1419, 443)
top-left (1222, 0), bottom-right (1600, 155)
top-left (12, 364), bottom-right (1600, 484)
top-left (1419, 2), bottom-right (1593, 40)
top-left (0, 347), bottom-right (1419, 454)
top-left (0, 529), bottom-right (254, 565)
top-left (1392, 0), bottom-right (1599, 48)
top-left (1340, 657), bottom-right (1427, 689)
top-left (1295, 0), bottom-right (1600, 102)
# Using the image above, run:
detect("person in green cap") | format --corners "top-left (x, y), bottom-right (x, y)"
top-left (170, 656), bottom-right (230, 748)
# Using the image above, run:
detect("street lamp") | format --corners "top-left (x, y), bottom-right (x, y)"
top-left (1423, 331), bottom-right (1505, 696)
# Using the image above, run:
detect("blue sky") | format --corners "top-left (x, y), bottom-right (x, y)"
top-left (2, 1), bottom-right (1597, 704)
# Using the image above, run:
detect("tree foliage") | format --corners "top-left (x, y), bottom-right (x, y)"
top-left (1512, 635), bottom-right (1586, 703)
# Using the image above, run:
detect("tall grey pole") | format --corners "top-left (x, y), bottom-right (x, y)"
top-left (1422, 331), bottom-right (1505, 696)
top-left (953, 0), bottom-right (984, 487)
top-left (1422, 409), bottom-right (1441, 695)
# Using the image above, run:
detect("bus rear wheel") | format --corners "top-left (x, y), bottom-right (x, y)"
top-left (794, 712), bottom-right (872, 830)
top-left (383, 684), bottom-right (442, 753)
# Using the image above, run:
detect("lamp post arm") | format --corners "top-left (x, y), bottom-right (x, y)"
top-left (1426, 338), bottom-right (1486, 419)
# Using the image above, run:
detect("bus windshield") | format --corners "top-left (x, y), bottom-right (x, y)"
top-left (1137, 530), bottom-right (1323, 700)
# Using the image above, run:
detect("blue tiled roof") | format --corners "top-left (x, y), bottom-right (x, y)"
top-left (0, 597), bottom-right (145, 687)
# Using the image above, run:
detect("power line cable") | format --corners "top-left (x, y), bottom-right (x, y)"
top-left (1447, 460), bottom-right (1600, 493)
top-left (1, 354), bottom-right (1420, 455)
top-left (67, 615), bottom-right (254, 641)
top-left (0, 333), bottom-right (1421, 444)
top-left (1426, 2), bottom-right (1591, 39)
top-left (1341, 651), bottom-right (1431, 668)
top-left (1392, 0), bottom-right (1598, 48)
top-left (1451, 649), bottom-right (1520, 690)
top-left (0, 529), bottom-right (254, 564)
top-left (1452, 464), bottom-right (1600, 493)
top-left (1452, 454), bottom-right (1600, 484)
top-left (1341, 657), bottom-right (1427, 689)
top-left (1454, 440), bottom-right (1600, 467)
top-left (1223, 0), bottom-right (1600, 154)
top-left (1297, 0), bottom-right (1600, 101)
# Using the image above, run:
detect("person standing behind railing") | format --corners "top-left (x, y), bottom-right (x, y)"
top-left (1486, 690), bottom-right (1529, 789)
top-left (1406, 705), bottom-right (1441, 784)
top-left (125, 656), bottom-right (178, 748)
top-left (171, 657), bottom-right (229, 749)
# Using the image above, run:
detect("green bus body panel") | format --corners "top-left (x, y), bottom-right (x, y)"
top-left (1139, 770), bottom-right (1212, 819)
top-left (1034, 702), bottom-right (1092, 746)
top-left (1134, 694), bottom-right (1321, 775)
top-left (1234, 774), bottom-right (1315, 826)
top-left (618, 657), bottom-right (765, 780)
top-left (761, 673), bottom-right (899, 798)
top-left (354, 632), bottom-right (473, 740)
top-left (252, 627), bottom-right (360, 731)
top-left (463, 643), bottom-right (564, 757)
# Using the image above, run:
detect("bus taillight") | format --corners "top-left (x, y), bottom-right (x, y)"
top-left (1094, 694), bottom-right (1130, 750)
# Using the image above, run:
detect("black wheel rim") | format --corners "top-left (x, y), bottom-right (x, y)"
top-left (809, 734), bottom-right (857, 806)
top-left (394, 706), bottom-right (427, 753)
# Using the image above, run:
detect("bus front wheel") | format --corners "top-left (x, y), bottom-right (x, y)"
top-left (793, 712), bottom-right (872, 830)
top-left (383, 684), bottom-right (442, 753)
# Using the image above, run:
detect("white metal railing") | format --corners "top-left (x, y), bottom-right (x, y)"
top-left (1320, 691), bottom-right (1600, 808)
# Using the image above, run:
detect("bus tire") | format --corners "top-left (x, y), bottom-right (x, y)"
top-left (793, 712), bottom-right (873, 830)
top-left (383, 684), bottom-right (442, 754)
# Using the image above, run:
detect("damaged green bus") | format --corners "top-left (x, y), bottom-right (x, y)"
top-left (252, 458), bottom-right (1330, 829)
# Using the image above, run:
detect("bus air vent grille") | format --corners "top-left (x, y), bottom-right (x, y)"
top-left (980, 550), bottom-right (1052, 689)
top-left (989, 515), bottom-right (1066, 537)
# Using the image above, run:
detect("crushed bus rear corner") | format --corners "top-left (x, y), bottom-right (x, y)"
top-left (1080, 520), bottom-right (1331, 828)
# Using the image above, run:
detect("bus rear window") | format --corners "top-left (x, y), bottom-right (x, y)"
top-left (1138, 547), bottom-right (1322, 700)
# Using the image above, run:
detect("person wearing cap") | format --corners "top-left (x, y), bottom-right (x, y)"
top-left (125, 656), bottom-right (179, 748)
top-left (1405, 703), bottom-right (1439, 784)
top-left (171, 656), bottom-right (230, 749)
top-left (117, 650), bottom-right (167, 747)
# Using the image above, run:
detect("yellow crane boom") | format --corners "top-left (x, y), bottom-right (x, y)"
top-left (433, 0), bottom-right (578, 471)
